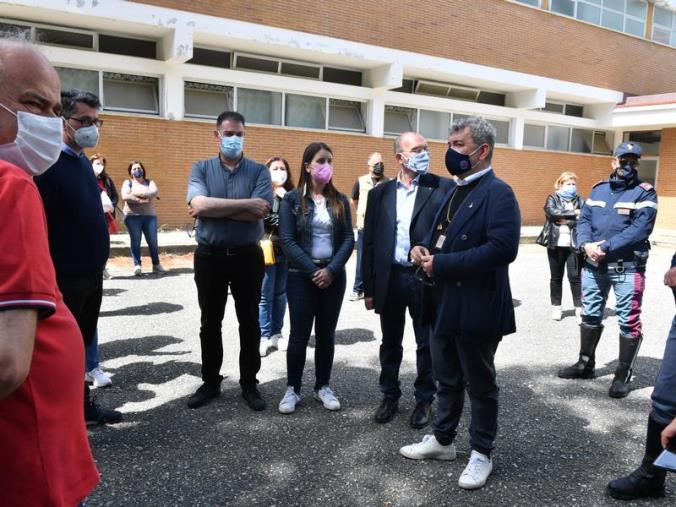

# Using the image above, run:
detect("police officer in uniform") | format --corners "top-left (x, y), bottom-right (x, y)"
top-left (558, 142), bottom-right (658, 398)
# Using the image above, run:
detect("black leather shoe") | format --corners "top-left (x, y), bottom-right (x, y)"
top-left (374, 397), bottom-right (398, 424)
top-left (410, 401), bottom-right (432, 429)
top-left (187, 382), bottom-right (220, 409)
top-left (242, 387), bottom-right (266, 411)
top-left (85, 395), bottom-right (123, 426)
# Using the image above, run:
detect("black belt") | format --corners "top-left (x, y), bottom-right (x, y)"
top-left (197, 244), bottom-right (260, 256)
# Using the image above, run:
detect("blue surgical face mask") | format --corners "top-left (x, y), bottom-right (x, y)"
top-left (132, 169), bottom-right (143, 178)
top-left (405, 150), bottom-right (430, 174)
top-left (557, 185), bottom-right (577, 200)
top-left (220, 134), bottom-right (244, 159)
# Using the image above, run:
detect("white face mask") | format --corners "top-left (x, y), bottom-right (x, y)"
top-left (270, 170), bottom-right (288, 186)
top-left (92, 161), bottom-right (104, 176)
top-left (0, 103), bottom-right (63, 177)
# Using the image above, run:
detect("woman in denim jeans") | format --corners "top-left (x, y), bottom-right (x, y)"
top-left (122, 160), bottom-right (165, 276)
top-left (259, 156), bottom-right (294, 357)
top-left (277, 142), bottom-right (354, 414)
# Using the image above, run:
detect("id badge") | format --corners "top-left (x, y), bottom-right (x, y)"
top-left (435, 234), bottom-right (446, 250)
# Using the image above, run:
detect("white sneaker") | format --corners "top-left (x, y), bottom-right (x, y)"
top-left (259, 338), bottom-right (271, 357)
top-left (551, 305), bottom-right (562, 321)
top-left (133, 265), bottom-right (142, 276)
top-left (85, 367), bottom-right (112, 388)
top-left (313, 385), bottom-right (341, 411)
top-left (575, 307), bottom-right (582, 325)
top-left (270, 333), bottom-right (287, 351)
top-left (278, 387), bottom-right (301, 414)
top-left (152, 263), bottom-right (166, 274)
top-left (399, 434), bottom-right (456, 460)
top-left (458, 450), bottom-right (493, 490)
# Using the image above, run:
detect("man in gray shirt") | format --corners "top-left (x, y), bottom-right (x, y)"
top-left (186, 111), bottom-right (272, 411)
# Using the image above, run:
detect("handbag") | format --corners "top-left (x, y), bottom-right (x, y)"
top-left (260, 234), bottom-right (276, 266)
top-left (535, 221), bottom-right (550, 247)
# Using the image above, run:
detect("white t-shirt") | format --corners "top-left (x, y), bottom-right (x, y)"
top-left (556, 200), bottom-right (575, 248)
top-left (311, 197), bottom-right (333, 260)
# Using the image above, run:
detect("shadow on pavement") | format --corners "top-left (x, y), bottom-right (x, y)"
top-left (100, 302), bottom-right (184, 317)
top-left (85, 362), bottom-right (674, 506)
top-left (103, 288), bottom-right (127, 297)
top-left (99, 334), bottom-right (190, 362)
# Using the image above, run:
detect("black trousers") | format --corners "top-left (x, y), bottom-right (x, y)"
top-left (56, 272), bottom-right (103, 402)
top-left (56, 272), bottom-right (103, 348)
top-left (431, 333), bottom-right (500, 457)
top-left (547, 246), bottom-right (582, 307)
top-left (194, 245), bottom-right (264, 387)
top-left (379, 265), bottom-right (435, 404)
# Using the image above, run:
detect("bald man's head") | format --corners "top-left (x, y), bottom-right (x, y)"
top-left (0, 40), bottom-right (61, 145)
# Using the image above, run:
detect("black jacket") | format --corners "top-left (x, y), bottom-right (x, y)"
top-left (361, 172), bottom-right (453, 313)
top-left (541, 194), bottom-right (584, 250)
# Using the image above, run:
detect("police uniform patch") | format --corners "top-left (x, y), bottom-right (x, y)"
top-left (639, 182), bottom-right (654, 191)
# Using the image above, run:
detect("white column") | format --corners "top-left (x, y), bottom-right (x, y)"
top-left (367, 91), bottom-right (385, 138)
top-left (511, 116), bottom-right (525, 149)
top-left (163, 67), bottom-right (184, 121)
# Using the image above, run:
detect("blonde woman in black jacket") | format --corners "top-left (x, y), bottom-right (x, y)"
top-left (538, 171), bottom-right (584, 323)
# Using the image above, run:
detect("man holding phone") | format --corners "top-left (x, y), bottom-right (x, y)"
top-left (607, 252), bottom-right (676, 500)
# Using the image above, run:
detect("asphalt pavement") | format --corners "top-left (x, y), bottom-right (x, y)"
top-left (87, 244), bottom-right (676, 506)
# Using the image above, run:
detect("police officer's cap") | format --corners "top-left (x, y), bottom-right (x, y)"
top-left (613, 142), bottom-right (642, 158)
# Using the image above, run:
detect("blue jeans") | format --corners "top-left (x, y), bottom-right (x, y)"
top-left (286, 269), bottom-right (346, 392)
top-left (581, 263), bottom-right (645, 337)
top-left (259, 255), bottom-right (288, 338)
top-left (85, 329), bottom-right (100, 371)
top-left (651, 315), bottom-right (676, 425)
top-left (352, 229), bottom-right (363, 293)
top-left (124, 214), bottom-right (160, 266)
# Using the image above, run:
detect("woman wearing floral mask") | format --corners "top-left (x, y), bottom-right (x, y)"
top-left (259, 156), bottom-right (295, 357)
top-left (277, 142), bottom-right (354, 414)
top-left (122, 160), bottom-right (165, 276)
top-left (537, 171), bottom-right (584, 323)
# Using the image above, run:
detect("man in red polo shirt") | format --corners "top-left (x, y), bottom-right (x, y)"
top-left (0, 40), bottom-right (99, 506)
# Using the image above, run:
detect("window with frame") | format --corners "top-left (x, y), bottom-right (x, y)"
top-left (384, 106), bottom-right (417, 136)
top-left (514, 0), bottom-right (541, 6)
top-left (525, 123), bottom-right (612, 154)
top-left (184, 82), bottom-right (234, 119)
top-left (328, 99), bottom-right (365, 132)
top-left (102, 72), bottom-right (159, 114)
top-left (550, 1), bottom-right (647, 37)
top-left (652, 6), bottom-right (676, 47)
top-left (55, 67), bottom-right (100, 95)
top-left (538, 101), bottom-right (585, 117)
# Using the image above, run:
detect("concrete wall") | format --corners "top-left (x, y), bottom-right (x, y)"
top-left (134, 0), bottom-right (676, 96)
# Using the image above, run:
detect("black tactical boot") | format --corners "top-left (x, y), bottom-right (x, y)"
top-left (607, 417), bottom-right (667, 500)
top-left (609, 333), bottom-right (642, 398)
top-left (558, 324), bottom-right (603, 379)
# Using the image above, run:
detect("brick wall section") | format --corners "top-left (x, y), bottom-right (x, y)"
top-left (656, 128), bottom-right (676, 229)
top-left (97, 114), bottom-right (618, 230)
top-left (134, 0), bottom-right (676, 96)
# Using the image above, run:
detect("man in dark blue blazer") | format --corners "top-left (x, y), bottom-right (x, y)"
top-left (399, 117), bottom-right (520, 491)
top-left (362, 132), bottom-right (453, 429)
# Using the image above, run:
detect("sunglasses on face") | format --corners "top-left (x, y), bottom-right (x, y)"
top-left (619, 158), bottom-right (639, 167)
top-left (314, 157), bottom-right (333, 165)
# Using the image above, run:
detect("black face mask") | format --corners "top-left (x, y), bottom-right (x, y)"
top-left (444, 146), bottom-right (480, 176)
top-left (615, 162), bottom-right (638, 180)
top-left (372, 162), bottom-right (384, 176)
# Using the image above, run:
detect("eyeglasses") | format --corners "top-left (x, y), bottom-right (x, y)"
top-left (69, 116), bottom-right (103, 128)
top-left (219, 131), bottom-right (244, 137)
top-left (314, 157), bottom-right (333, 165)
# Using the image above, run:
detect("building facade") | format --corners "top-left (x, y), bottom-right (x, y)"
top-left (1, 0), bottom-right (674, 229)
